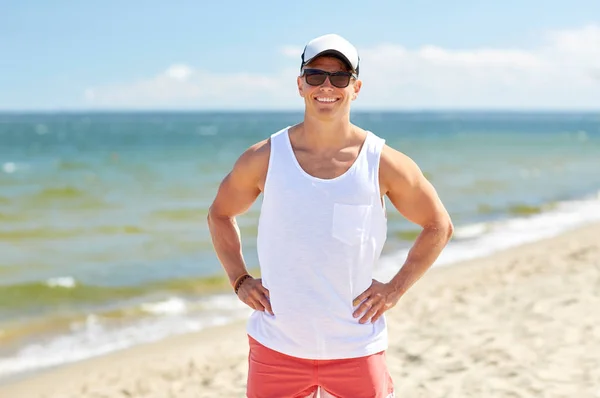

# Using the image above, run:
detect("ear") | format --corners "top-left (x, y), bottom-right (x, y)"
top-left (297, 76), bottom-right (305, 97)
top-left (351, 79), bottom-right (362, 100)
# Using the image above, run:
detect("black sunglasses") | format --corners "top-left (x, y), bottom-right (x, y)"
top-left (302, 68), bottom-right (357, 88)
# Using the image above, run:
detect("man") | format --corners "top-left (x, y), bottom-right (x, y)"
top-left (207, 33), bottom-right (453, 398)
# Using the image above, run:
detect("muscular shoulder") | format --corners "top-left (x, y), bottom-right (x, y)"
top-left (379, 144), bottom-right (425, 196)
top-left (236, 138), bottom-right (270, 168)
top-left (231, 137), bottom-right (271, 190)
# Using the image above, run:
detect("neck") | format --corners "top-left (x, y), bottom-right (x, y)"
top-left (300, 113), bottom-right (354, 148)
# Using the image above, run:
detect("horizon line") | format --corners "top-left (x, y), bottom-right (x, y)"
top-left (0, 108), bottom-right (599, 114)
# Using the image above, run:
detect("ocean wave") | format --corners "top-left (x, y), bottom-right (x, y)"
top-left (0, 227), bottom-right (84, 240)
top-left (475, 201), bottom-right (558, 217)
top-left (0, 310), bottom-right (243, 380)
top-left (2, 162), bottom-right (17, 174)
top-left (46, 276), bottom-right (77, 288)
top-left (0, 224), bottom-right (144, 240)
top-left (375, 191), bottom-right (600, 281)
top-left (393, 229), bottom-right (422, 241)
top-left (0, 273), bottom-right (236, 320)
top-left (15, 185), bottom-right (114, 209)
top-left (0, 292), bottom-right (241, 345)
top-left (452, 223), bottom-right (490, 240)
top-left (0, 293), bottom-right (249, 380)
top-left (33, 186), bottom-right (88, 199)
top-left (507, 203), bottom-right (547, 215)
top-left (147, 208), bottom-right (205, 221)
top-left (0, 280), bottom-right (143, 318)
top-left (140, 297), bottom-right (187, 315)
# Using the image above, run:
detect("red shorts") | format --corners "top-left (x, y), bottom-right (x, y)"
top-left (247, 335), bottom-right (394, 398)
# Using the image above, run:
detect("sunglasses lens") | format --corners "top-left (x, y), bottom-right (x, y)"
top-left (330, 74), bottom-right (351, 88)
top-left (305, 72), bottom-right (327, 86)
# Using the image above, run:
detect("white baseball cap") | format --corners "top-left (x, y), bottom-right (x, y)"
top-left (300, 34), bottom-right (360, 75)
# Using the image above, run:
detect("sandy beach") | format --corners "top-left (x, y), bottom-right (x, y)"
top-left (1, 222), bottom-right (599, 398)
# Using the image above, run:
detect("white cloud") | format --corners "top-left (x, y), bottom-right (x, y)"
top-left (545, 24), bottom-right (600, 63)
top-left (165, 64), bottom-right (194, 81)
top-left (84, 25), bottom-right (600, 109)
top-left (84, 64), bottom-right (301, 108)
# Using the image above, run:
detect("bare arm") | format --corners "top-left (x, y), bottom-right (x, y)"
top-left (380, 145), bottom-right (454, 295)
top-left (353, 145), bottom-right (453, 323)
top-left (207, 139), bottom-right (273, 314)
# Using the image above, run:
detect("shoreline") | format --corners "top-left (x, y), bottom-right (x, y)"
top-left (1, 187), bottom-right (599, 383)
top-left (1, 221), bottom-right (599, 397)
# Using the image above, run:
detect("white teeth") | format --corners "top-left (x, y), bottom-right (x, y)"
top-left (316, 97), bottom-right (337, 103)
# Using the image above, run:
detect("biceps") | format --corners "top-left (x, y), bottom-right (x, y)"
top-left (209, 172), bottom-right (261, 218)
top-left (387, 177), bottom-right (448, 228)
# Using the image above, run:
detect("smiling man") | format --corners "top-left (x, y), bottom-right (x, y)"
top-left (207, 33), bottom-right (453, 398)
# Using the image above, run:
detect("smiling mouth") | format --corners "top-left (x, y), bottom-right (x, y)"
top-left (315, 97), bottom-right (339, 103)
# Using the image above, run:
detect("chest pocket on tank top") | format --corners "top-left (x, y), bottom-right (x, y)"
top-left (331, 203), bottom-right (373, 246)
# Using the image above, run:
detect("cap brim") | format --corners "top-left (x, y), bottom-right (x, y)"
top-left (302, 50), bottom-right (355, 72)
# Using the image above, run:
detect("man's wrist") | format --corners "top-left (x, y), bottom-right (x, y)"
top-left (388, 266), bottom-right (412, 296)
top-left (233, 273), bottom-right (252, 294)
top-left (387, 278), bottom-right (407, 297)
top-left (230, 271), bottom-right (249, 287)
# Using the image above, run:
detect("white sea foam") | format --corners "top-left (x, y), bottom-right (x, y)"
top-left (374, 191), bottom-right (600, 280)
top-left (2, 162), bottom-right (16, 174)
top-left (0, 306), bottom-right (251, 380)
top-left (451, 222), bottom-right (489, 240)
top-left (140, 297), bottom-right (188, 315)
top-left (45, 276), bottom-right (77, 288)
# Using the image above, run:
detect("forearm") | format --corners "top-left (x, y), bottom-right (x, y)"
top-left (207, 211), bottom-right (250, 286)
top-left (388, 222), bottom-right (453, 296)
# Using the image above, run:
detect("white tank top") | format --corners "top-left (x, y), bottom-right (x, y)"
top-left (246, 126), bottom-right (388, 360)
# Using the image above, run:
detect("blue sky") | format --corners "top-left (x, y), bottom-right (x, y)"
top-left (1, 0), bottom-right (599, 110)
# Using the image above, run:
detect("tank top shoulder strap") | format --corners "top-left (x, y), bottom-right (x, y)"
top-left (269, 126), bottom-right (290, 154)
top-left (362, 131), bottom-right (386, 174)
top-left (364, 130), bottom-right (386, 155)
top-left (263, 126), bottom-right (292, 194)
top-left (266, 126), bottom-right (292, 167)
top-left (360, 130), bottom-right (386, 201)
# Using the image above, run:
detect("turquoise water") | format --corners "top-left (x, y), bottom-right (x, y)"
top-left (1, 111), bottom-right (599, 378)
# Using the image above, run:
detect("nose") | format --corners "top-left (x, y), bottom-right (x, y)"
top-left (319, 76), bottom-right (335, 90)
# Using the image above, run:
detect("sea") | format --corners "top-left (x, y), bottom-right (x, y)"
top-left (1, 111), bottom-right (599, 381)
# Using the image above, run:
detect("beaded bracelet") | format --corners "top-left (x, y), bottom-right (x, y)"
top-left (233, 274), bottom-right (252, 294)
